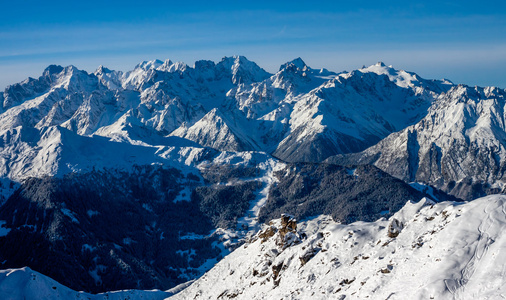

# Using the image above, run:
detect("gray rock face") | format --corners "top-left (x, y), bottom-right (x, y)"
top-left (273, 127), bottom-right (379, 163)
top-left (170, 108), bottom-right (256, 152)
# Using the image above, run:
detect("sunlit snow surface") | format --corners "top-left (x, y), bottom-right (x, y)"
top-left (0, 267), bottom-right (172, 300)
top-left (171, 195), bottom-right (506, 299)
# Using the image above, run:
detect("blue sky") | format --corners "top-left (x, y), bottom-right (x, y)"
top-left (1, 0), bottom-right (505, 89)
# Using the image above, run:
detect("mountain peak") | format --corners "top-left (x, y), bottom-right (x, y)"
top-left (219, 55), bottom-right (240, 64)
top-left (43, 65), bottom-right (64, 77)
top-left (356, 63), bottom-right (423, 88)
top-left (156, 59), bottom-right (173, 71)
top-left (194, 60), bottom-right (216, 70)
top-left (156, 60), bottom-right (188, 73)
top-left (63, 65), bottom-right (80, 73)
top-left (94, 65), bottom-right (112, 74)
top-left (219, 55), bottom-right (255, 67)
top-left (58, 65), bottom-right (88, 82)
top-left (360, 62), bottom-right (393, 72)
top-left (217, 55), bottom-right (271, 84)
top-left (233, 55), bottom-right (248, 62)
top-left (279, 57), bottom-right (308, 71)
top-left (135, 59), bottom-right (163, 70)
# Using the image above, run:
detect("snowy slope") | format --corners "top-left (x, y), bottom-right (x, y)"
top-left (0, 267), bottom-right (172, 300)
top-left (0, 125), bottom-right (209, 181)
top-left (270, 62), bottom-right (452, 162)
top-left (0, 55), bottom-right (268, 139)
top-left (170, 108), bottom-right (257, 152)
top-left (171, 195), bottom-right (506, 299)
top-left (218, 59), bottom-right (453, 162)
top-left (3, 195), bottom-right (505, 299)
top-left (216, 56), bottom-right (271, 85)
top-left (1, 57), bottom-right (461, 163)
top-left (359, 62), bottom-right (453, 92)
top-left (0, 123), bottom-right (212, 203)
top-left (0, 57), bottom-right (255, 186)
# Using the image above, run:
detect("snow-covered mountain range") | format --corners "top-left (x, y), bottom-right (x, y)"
top-left (0, 55), bottom-right (505, 297)
top-left (0, 57), bottom-right (453, 177)
top-left (2, 56), bottom-right (503, 197)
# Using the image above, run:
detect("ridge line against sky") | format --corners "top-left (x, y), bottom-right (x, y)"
top-left (1, 0), bottom-right (505, 90)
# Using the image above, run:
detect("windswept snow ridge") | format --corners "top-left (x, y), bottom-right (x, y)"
top-left (0, 268), bottom-right (172, 300)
